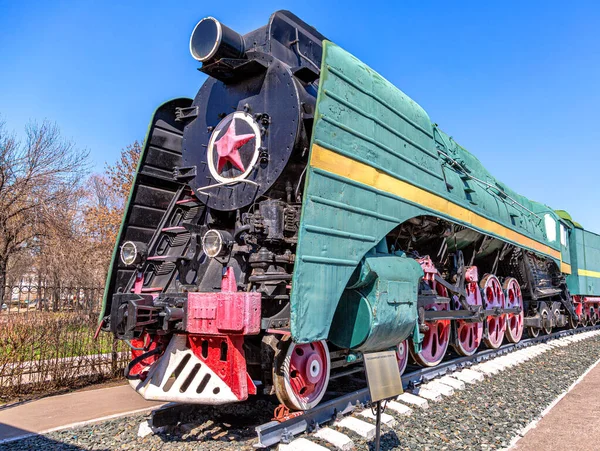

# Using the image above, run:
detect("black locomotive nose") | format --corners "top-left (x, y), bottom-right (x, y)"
top-left (189, 17), bottom-right (246, 63)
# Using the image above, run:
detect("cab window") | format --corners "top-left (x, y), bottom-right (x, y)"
top-left (560, 224), bottom-right (568, 247)
top-left (544, 214), bottom-right (557, 242)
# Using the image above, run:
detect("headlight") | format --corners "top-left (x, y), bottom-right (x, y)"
top-left (120, 241), bottom-right (147, 266)
top-left (202, 230), bottom-right (232, 258)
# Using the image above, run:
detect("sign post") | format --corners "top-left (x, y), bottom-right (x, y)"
top-left (363, 350), bottom-right (404, 451)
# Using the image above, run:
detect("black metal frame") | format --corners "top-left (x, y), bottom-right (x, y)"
top-left (424, 307), bottom-right (522, 322)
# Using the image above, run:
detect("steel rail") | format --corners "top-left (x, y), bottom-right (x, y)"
top-left (254, 325), bottom-right (600, 448)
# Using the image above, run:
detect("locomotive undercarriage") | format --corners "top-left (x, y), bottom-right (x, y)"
top-left (110, 206), bottom-right (582, 410)
top-left (389, 215), bottom-right (577, 367)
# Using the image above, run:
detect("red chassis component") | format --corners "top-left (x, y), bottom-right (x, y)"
top-left (128, 334), bottom-right (164, 379)
top-left (127, 267), bottom-right (261, 403)
top-left (188, 334), bottom-right (257, 399)
top-left (576, 296), bottom-right (600, 324)
top-left (573, 296), bottom-right (584, 319)
top-left (186, 267), bottom-right (261, 335)
top-left (184, 267), bottom-right (261, 401)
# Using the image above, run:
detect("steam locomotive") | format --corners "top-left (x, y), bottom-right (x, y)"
top-left (100, 10), bottom-right (600, 411)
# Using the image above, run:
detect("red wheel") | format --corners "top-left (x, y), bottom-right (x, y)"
top-left (504, 278), bottom-right (524, 343)
top-left (411, 284), bottom-right (451, 367)
top-left (583, 304), bottom-right (592, 327)
top-left (585, 304), bottom-right (598, 326)
top-left (452, 283), bottom-right (483, 356)
top-left (481, 274), bottom-right (506, 349)
top-left (570, 300), bottom-right (582, 328)
top-left (273, 339), bottom-right (330, 411)
top-left (396, 340), bottom-right (409, 375)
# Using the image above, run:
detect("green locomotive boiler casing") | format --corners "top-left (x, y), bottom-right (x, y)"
top-left (99, 12), bottom-right (600, 410)
top-left (100, 40), bottom-right (600, 355)
top-left (557, 211), bottom-right (600, 297)
top-left (291, 41), bottom-right (580, 350)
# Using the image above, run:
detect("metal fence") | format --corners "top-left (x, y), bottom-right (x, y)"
top-left (0, 283), bottom-right (129, 402)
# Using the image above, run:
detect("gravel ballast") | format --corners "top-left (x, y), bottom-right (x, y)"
top-left (2, 334), bottom-right (600, 450)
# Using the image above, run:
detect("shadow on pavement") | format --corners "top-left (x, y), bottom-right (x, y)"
top-left (0, 398), bottom-right (37, 412)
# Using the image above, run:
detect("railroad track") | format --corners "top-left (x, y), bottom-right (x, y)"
top-left (5, 328), bottom-right (600, 450)
top-left (254, 325), bottom-right (600, 448)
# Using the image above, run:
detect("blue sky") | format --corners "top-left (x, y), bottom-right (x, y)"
top-left (0, 1), bottom-right (598, 232)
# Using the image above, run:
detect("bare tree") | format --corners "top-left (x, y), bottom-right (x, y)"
top-left (83, 141), bottom-right (141, 277)
top-left (0, 119), bottom-right (89, 302)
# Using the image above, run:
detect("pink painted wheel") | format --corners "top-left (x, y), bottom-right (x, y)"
top-left (273, 339), bottom-right (330, 411)
top-left (396, 340), bottom-right (409, 375)
top-left (587, 304), bottom-right (598, 326)
top-left (411, 283), bottom-right (451, 367)
top-left (481, 274), bottom-right (506, 348)
top-left (452, 283), bottom-right (483, 356)
top-left (570, 300), bottom-right (583, 329)
top-left (582, 306), bottom-right (590, 327)
top-left (503, 278), bottom-right (524, 343)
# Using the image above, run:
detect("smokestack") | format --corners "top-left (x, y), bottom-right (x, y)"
top-left (189, 17), bottom-right (246, 63)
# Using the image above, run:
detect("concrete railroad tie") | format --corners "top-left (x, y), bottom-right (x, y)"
top-left (314, 427), bottom-right (354, 451)
top-left (279, 437), bottom-right (329, 451)
top-left (413, 387), bottom-right (443, 402)
top-left (396, 392), bottom-right (429, 409)
top-left (453, 368), bottom-right (485, 383)
top-left (385, 400), bottom-right (413, 416)
top-left (335, 416), bottom-right (376, 440)
top-left (422, 381), bottom-right (455, 397)
top-left (359, 408), bottom-right (398, 427)
top-left (475, 360), bottom-right (506, 375)
top-left (437, 376), bottom-right (466, 390)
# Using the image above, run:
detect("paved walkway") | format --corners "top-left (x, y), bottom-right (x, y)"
top-left (0, 383), bottom-right (164, 442)
top-left (513, 358), bottom-right (600, 451)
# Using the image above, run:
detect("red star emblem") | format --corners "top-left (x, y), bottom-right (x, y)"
top-left (213, 119), bottom-right (255, 173)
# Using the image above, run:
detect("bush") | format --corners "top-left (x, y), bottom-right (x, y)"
top-left (0, 311), bottom-right (128, 402)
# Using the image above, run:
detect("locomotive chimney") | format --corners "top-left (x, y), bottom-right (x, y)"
top-left (189, 17), bottom-right (246, 63)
